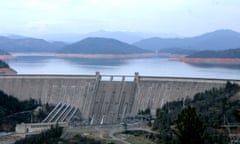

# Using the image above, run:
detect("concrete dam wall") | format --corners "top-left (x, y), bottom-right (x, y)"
top-left (0, 73), bottom-right (239, 125)
top-left (0, 75), bottom-right (98, 119)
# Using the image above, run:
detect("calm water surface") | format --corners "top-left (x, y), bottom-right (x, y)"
top-left (6, 56), bottom-right (240, 80)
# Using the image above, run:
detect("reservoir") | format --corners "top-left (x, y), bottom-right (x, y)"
top-left (6, 56), bottom-right (240, 80)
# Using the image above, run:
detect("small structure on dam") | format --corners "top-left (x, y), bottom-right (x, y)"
top-left (0, 72), bottom-right (239, 125)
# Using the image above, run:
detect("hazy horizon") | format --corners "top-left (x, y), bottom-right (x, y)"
top-left (0, 0), bottom-right (240, 38)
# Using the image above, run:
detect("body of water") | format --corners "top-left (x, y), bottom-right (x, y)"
top-left (6, 56), bottom-right (240, 80)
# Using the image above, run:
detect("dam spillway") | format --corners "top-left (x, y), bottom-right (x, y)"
top-left (0, 73), bottom-right (239, 125)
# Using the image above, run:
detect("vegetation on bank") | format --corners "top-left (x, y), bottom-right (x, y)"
top-left (187, 48), bottom-right (240, 58)
top-left (1, 81), bottom-right (240, 143)
top-left (153, 81), bottom-right (240, 143)
top-left (173, 106), bottom-right (206, 144)
top-left (15, 124), bottom-right (114, 144)
top-left (0, 90), bottom-right (52, 131)
top-left (0, 60), bottom-right (9, 68)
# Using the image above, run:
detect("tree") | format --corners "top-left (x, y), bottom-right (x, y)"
top-left (173, 106), bottom-right (205, 144)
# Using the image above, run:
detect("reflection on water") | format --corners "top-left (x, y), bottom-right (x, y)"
top-left (6, 56), bottom-right (240, 80)
top-left (7, 56), bottom-right (127, 66)
top-left (63, 58), bottom-right (127, 66)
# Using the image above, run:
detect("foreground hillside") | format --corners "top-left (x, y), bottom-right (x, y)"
top-left (0, 90), bottom-right (45, 131)
top-left (59, 37), bottom-right (151, 54)
top-left (153, 82), bottom-right (240, 143)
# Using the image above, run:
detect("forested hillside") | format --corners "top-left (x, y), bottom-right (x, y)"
top-left (0, 60), bottom-right (9, 68)
top-left (153, 82), bottom-right (240, 143)
top-left (59, 37), bottom-right (150, 54)
top-left (0, 91), bottom-right (51, 131)
top-left (187, 48), bottom-right (240, 58)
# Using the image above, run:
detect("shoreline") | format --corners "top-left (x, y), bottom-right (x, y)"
top-left (5, 52), bottom-right (184, 59)
top-left (0, 68), bottom-right (17, 74)
top-left (0, 55), bottom-right (15, 60)
top-left (176, 57), bottom-right (240, 65)
top-left (1, 53), bottom-right (240, 65)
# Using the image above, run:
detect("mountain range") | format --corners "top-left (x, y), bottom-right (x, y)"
top-left (1, 29), bottom-right (240, 54)
top-left (0, 36), bottom-right (66, 52)
top-left (39, 30), bottom-right (153, 43)
top-left (37, 30), bottom-right (181, 43)
top-left (134, 29), bottom-right (240, 52)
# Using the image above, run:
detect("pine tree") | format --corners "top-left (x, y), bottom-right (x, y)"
top-left (173, 106), bottom-right (205, 144)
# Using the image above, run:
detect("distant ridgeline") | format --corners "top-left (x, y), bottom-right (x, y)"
top-left (1, 29), bottom-right (240, 55)
top-left (0, 36), bottom-right (66, 52)
top-left (134, 29), bottom-right (240, 52)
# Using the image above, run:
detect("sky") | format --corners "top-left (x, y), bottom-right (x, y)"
top-left (0, 0), bottom-right (239, 37)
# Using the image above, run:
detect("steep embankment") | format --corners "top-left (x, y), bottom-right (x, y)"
top-left (0, 59), bottom-right (16, 74)
top-left (0, 50), bottom-right (16, 74)
top-left (177, 48), bottom-right (240, 65)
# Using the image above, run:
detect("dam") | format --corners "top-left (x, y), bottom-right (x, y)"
top-left (0, 72), bottom-right (239, 125)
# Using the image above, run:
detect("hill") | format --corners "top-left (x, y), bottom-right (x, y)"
top-left (134, 29), bottom-right (240, 52)
top-left (153, 82), bottom-right (240, 143)
top-left (39, 30), bottom-right (156, 43)
top-left (59, 37), bottom-right (151, 54)
top-left (187, 48), bottom-right (240, 58)
top-left (0, 36), bottom-right (66, 52)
